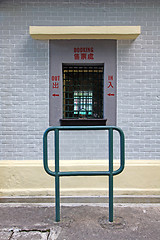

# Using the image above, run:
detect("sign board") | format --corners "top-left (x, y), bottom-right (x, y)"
top-left (49, 40), bottom-right (116, 126)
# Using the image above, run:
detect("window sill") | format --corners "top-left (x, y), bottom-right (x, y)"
top-left (60, 119), bottom-right (107, 126)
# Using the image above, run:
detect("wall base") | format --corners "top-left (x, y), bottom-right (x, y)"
top-left (0, 160), bottom-right (160, 197)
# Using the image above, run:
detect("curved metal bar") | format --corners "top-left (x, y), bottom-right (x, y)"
top-left (112, 127), bottom-right (125, 176)
top-left (43, 127), bottom-right (56, 176)
top-left (43, 126), bottom-right (125, 177)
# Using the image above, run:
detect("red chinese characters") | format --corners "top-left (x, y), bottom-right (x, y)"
top-left (74, 47), bottom-right (94, 60)
top-left (52, 75), bottom-right (60, 89)
top-left (107, 82), bottom-right (113, 89)
top-left (52, 75), bottom-right (60, 97)
top-left (108, 75), bottom-right (113, 81)
top-left (107, 75), bottom-right (114, 96)
top-left (81, 53), bottom-right (87, 60)
top-left (52, 82), bottom-right (59, 88)
top-left (88, 53), bottom-right (94, 60)
top-left (74, 54), bottom-right (79, 60)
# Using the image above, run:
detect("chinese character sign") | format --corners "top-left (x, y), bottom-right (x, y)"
top-left (107, 75), bottom-right (114, 96)
top-left (52, 76), bottom-right (60, 89)
top-left (52, 75), bottom-right (60, 97)
top-left (74, 47), bottom-right (94, 60)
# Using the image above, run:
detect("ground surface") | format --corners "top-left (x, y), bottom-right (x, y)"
top-left (0, 203), bottom-right (160, 240)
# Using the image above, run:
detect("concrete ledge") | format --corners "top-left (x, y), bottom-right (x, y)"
top-left (29, 26), bottom-right (141, 40)
top-left (0, 196), bottom-right (160, 204)
top-left (0, 160), bottom-right (160, 196)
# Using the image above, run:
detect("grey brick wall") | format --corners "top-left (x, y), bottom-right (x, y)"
top-left (0, 0), bottom-right (160, 160)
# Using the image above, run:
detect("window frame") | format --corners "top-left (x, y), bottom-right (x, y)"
top-left (62, 64), bottom-right (104, 121)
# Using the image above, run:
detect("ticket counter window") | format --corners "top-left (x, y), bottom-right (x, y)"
top-left (49, 40), bottom-right (116, 126)
top-left (63, 65), bottom-right (104, 120)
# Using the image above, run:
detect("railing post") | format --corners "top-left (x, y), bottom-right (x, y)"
top-left (55, 128), bottom-right (60, 222)
top-left (109, 128), bottom-right (113, 222)
top-left (43, 126), bottom-right (125, 223)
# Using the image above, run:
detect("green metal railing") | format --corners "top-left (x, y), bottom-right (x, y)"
top-left (43, 126), bottom-right (125, 222)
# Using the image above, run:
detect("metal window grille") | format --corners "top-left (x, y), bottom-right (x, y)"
top-left (63, 65), bottom-right (104, 119)
top-left (74, 91), bottom-right (93, 116)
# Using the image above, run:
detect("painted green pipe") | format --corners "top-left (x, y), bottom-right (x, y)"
top-left (43, 126), bottom-right (125, 222)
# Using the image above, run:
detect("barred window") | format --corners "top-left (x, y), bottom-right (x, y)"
top-left (63, 65), bottom-right (104, 119)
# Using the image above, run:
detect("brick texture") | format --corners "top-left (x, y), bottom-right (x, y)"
top-left (0, 0), bottom-right (160, 160)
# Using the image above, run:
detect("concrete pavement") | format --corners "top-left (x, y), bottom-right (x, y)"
top-left (0, 203), bottom-right (160, 240)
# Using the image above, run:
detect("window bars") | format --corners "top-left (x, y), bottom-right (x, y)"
top-left (63, 65), bottom-right (104, 119)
